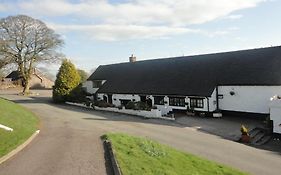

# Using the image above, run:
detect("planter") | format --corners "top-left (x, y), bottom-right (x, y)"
top-left (186, 111), bottom-right (195, 116)
top-left (213, 113), bottom-right (222, 118)
top-left (240, 135), bottom-right (250, 143)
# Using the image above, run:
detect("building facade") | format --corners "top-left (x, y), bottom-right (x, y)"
top-left (84, 46), bottom-right (281, 117)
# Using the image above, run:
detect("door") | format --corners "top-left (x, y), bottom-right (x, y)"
top-left (108, 94), bottom-right (112, 104)
top-left (103, 95), bottom-right (108, 103)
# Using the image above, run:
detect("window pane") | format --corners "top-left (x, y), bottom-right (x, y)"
top-left (190, 98), bottom-right (204, 108)
top-left (154, 96), bottom-right (165, 105)
top-left (169, 97), bottom-right (185, 107)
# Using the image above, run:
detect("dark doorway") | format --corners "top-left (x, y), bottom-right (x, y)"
top-left (103, 95), bottom-right (108, 103)
top-left (108, 94), bottom-right (112, 104)
top-left (147, 98), bottom-right (152, 107)
top-left (120, 99), bottom-right (131, 106)
top-left (140, 95), bottom-right (146, 102)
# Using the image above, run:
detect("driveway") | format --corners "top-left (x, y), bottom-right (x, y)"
top-left (0, 90), bottom-right (281, 175)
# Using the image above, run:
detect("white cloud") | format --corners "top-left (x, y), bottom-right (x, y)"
top-left (224, 14), bottom-right (243, 20)
top-left (48, 23), bottom-right (198, 41)
top-left (2, 0), bottom-right (267, 40)
top-left (17, 0), bottom-right (266, 25)
top-left (0, 3), bottom-right (12, 12)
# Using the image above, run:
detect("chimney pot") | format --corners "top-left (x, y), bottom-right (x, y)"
top-left (129, 54), bottom-right (136, 63)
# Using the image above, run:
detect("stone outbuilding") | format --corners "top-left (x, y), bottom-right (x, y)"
top-left (4, 68), bottom-right (54, 89)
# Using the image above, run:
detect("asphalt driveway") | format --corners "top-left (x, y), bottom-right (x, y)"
top-left (1, 90), bottom-right (281, 175)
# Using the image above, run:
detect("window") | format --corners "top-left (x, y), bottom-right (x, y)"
top-left (92, 80), bottom-right (103, 88)
top-left (190, 98), bottom-right (204, 108)
top-left (154, 96), bottom-right (165, 105)
top-left (120, 99), bottom-right (131, 106)
top-left (169, 97), bottom-right (185, 107)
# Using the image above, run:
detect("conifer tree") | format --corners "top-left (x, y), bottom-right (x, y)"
top-left (52, 59), bottom-right (81, 103)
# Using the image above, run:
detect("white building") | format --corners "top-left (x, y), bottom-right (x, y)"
top-left (84, 46), bottom-right (281, 122)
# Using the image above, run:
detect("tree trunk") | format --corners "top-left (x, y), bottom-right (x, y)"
top-left (22, 78), bottom-right (30, 95)
top-left (22, 58), bottom-right (34, 95)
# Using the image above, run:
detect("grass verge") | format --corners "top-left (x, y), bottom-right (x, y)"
top-left (103, 133), bottom-right (249, 175)
top-left (0, 98), bottom-right (39, 157)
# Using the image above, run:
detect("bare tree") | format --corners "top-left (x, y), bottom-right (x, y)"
top-left (0, 40), bottom-right (12, 69)
top-left (0, 15), bottom-right (64, 94)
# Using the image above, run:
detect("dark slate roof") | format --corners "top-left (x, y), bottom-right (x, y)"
top-left (88, 46), bottom-right (281, 97)
top-left (5, 71), bottom-right (22, 81)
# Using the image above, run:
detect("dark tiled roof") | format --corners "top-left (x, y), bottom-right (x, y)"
top-left (88, 46), bottom-right (281, 97)
top-left (5, 71), bottom-right (21, 81)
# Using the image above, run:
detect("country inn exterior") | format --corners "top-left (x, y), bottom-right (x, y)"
top-left (84, 46), bottom-right (281, 119)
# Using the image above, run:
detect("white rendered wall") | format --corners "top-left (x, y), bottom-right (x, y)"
top-left (82, 81), bottom-right (99, 94)
top-left (218, 86), bottom-right (281, 114)
top-left (97, 94), bottom-right (141, 106)
top-left (208, 89), bottom-right (217, 112)
top-left (153, 96), bottom-right (210, 113)
top-left (112, 94), bottom-right (140, 106)
top-left (95, 106), bottom-right (163, 119)
top-left (270, 100), bottom-right (281, 134)
top-left (188, 97), bottom-right (209, 112)
top-left (154, 96), bottom-right (173, 115)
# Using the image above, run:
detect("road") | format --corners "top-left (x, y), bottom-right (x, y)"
top-left (0, 90), bottom-right (281, 175)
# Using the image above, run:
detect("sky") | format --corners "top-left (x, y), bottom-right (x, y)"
top-left (0, 0), bottom-right (281, 74)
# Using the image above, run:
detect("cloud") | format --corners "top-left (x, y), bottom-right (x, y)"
top-left (17, 0), bottom-right (266, 26)
top-left (0, 3), bottom-right (12, 12)
top-left (224, 14), bottom-right (243, 20)
top-left (2, 0), bottom-right (267, 40)
top-left (48, 23), bottom-right (199, 41)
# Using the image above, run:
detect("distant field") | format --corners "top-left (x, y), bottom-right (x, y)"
top-left (104, 133), bottom-right (249, 175)
top-left (0, 98), bottom-right (39, 157)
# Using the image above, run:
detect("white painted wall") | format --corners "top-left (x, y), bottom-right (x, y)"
top-left (97, 93), bottom-right (141, 107)
top-left (218, 86), bottom-right (281, 114)
top-left (270, 100), bottom-right (281, 134)
top-left (208, 89), bottom-right (217, 112)
top-left (153, 96), bottom-right (211, 113)
top-left (95, 106), bottom-right (163, 119)
top-left (153, 96), bottom-right (172, 115)
top-left (82, 81), bottom-right (99, 94)
top-left (188, 97), bottom-right (209, 112)
top-left (112, 94), bottom-right (140, 106)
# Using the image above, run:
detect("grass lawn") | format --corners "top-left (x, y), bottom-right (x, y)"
top-left (0, 98), bottom-right (39, 157)
top-left (104, 133), bottom-right (249, 175)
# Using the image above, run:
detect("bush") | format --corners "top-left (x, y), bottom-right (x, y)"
top-left (77, 69), bottom-right (89, 83)
top-left (67, 84), bottom-right (88, 103)
top-left (125, 101), bottom-right (135, 109)
top-left (152, 105), bottom-right (157, 109)
top-left (52, 59), bottom-right (81, 103)
top-left (94, 100), bottom-right (115, 108)
top-left (118, 105), bottom-right (124, 110)
top-left (125, 101), bottom-right (151, 111)
top-left (135, 101), bottom-right (151, 111)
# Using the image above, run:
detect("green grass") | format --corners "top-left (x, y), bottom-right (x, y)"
top-left (104, 133), bottom-right (249, 175)
top-left (0, 98), bottom-right (39, 157)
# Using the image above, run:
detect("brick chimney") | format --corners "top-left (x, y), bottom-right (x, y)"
top-left (129, 54), bottom-right (136, 63)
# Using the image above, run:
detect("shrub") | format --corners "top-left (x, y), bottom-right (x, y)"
top-left (67, 84), bottom-right (88, 103)
top-left (118, 105), bottom-right (124, 110)
top-left (52, 59), bottom-right (81, 103)
top-left (135, 101), bottom-right (151, 111)
top-left (151, 105), bottom-right (157, 109)
top-left (77, 69), bottom-right (89, 83)
top-left (124, 101), bottom-right (151, 111)
top-left (125, 101), bottom-right (135, 109)
top-left (94, 100), bottom-right (114, 108)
